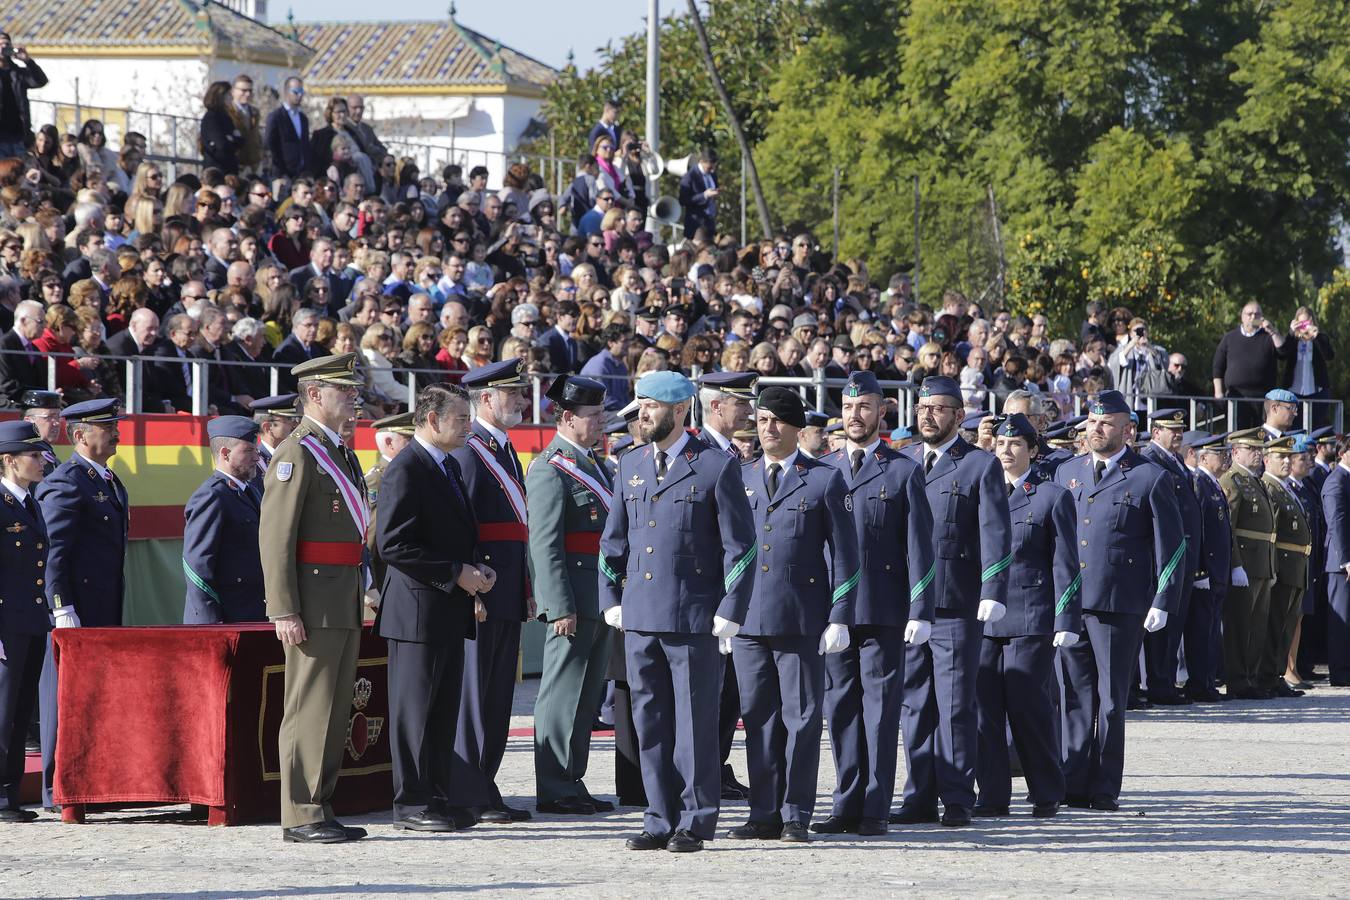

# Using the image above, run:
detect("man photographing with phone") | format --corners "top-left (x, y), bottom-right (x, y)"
top-left (1213, 301), bottom-right (1290, 428)
top-left (0, 32), bottom-right (48, 160)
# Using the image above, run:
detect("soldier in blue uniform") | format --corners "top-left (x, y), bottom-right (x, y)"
top-left (1321, 439), bottom-right (1350, 686)
top-left (1053, 390), bottom-right (1186, 810)
top-left (724, 387), bottom-right (859, 843)
top-left (799, 409), bottom-right (830, 458)
top-left (976, 414), bottom-right (1081, 819)
top-left (694, 369), bottom-right (757, 800)
top-left (1284, 435), bottom-right (1323, 691)
top-left (598, 370), bottom-right (757, 853)
top-left (894, 376), bottom-right (1012, 827)
top-left (20, 391), bottom-right (63, 477)
top-left (1181, 432), bottom-right (1233, 702)
top-left (449, 359), bottom-right (535, 824)
top-left (35, 398), bottom-right (130, 809)
top-left (181, 416), bottom-right (267, 624)
top-left (814, 371), bottom-right (936, 837)
top-left (250, 394), bottom-right (301, 471)
top-left (0, 421), bottom-right (51, 822)
top-left (1140, 409), bottom-right (1206, 705)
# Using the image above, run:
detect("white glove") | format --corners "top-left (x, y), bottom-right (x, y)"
top-left (1143, 607), bottom-right (1168, 632)
top-left (904, 619), bottom-right (931, 646)
top-left (1052, 630), bottom-right (1079, 648)
top-left (1230, 566), bottom-right (1249, 587)
top-left (976, 599), bottom-right (1006, 623)
top-left (53, 607), bottom-right (81, 629)
top-left (719, 637), bottom-right (733, 655)
top-left (818, 623), bottom-right (850, 655)
top-left (1194, 577), bottom-right (1211, 590)
top-left (602, 605), bottom-right (623, 630)
top-left (712, 615), bottom-right (741, 639)
top-left (0, 638), bottom-right (5, 661)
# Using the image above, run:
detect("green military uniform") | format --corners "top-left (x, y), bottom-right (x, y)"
top-left (259, 354), bottom-right (368, 831)
top-left (527, 397), bottom-right (614, 809)
top-left (364, 412), bottom-right (416, 596)
top-left (1220, 431), bottom-right (1277, 697)
top-left (1260, 444), bottom-right (1311, 692)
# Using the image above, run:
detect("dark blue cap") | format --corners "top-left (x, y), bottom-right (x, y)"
top-left (0, 421), bottom-right (45, 454)
top-left (1065, 415), bottom-right (1086, 428)
top-left (20, 390), bottom-right (61, 411)
top-left (1312, 426), bottom-right (1337, 443)
top-left (610, 435), bottom-right (634, 454)
top-left (843, 371), bottom-right (882, 398)
top-left (604, 414), bottom-right (630, 435)
top-left (916, 376), bottom-right (962, 403)
top-left (1149, 408), bottom-right (1187, 428)
top-left (1181, 430), bottom-right (1221, 450)
top-left (961, 410), bottom-right (991, 431)
top-left (462, 358), bottom-right (529, 390)
top-left (697, 371), bottom-right (757, 399)
top-left (249, 393), bottom-right (300, 417)
top-left (804, 410), bottom-right (830, 428)
top-left (61, 398), bottom-right (124, 423)
top-left (995, 413), bottom-right (1037, 440)
top-left (207, 415), bottom-right (260, 442)
top-left (1087, 390), bottom-right (1131, 416)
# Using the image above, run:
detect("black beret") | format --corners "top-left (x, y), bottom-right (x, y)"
top-left (756, 386), bottom-right (806, 429)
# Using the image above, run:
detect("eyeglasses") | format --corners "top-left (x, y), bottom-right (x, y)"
top-left (147, 172), bottom-right (163, 180)
top-left (182, 293), bottom-right (207, 301)
top-left (588, 240), bottom-right (604, 247)
top-left (597, 196), bottom-right (614, 203)
top-left (451, 237), bottom-right (469, 243)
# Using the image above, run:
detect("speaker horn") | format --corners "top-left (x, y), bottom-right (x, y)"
top-left (640, 149), bottom-right (665, 179)
top-left (664, 152), bottom-right (697, 178)
top-left (649, 195), bottom-right (682, 225)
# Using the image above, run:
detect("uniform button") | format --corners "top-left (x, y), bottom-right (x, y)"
top-left (1087, 497), bottom-right (1094, 504)
top-left (1080, 540), bottom-right (1088, 546)
top-left (696, 568), bottom-right (703, 575)
top-left (761, 564), bottom-right (769, 573)
top-left (1084, 518), bottom-right (1091, 525)
top-left (236, 577), bottom-right (242, 583)
top-left (762, 544), bottom-right (770, 551)
top-left (649, 521), bottom-right (656, 527)
top-left (644, 573), bottom-right (652, 580)
top-left (1080, 562), bottom-right (1087, 569)
top-left (484, 554), bottom-right (492, 561)
top-left (646, 547), bottom-right (653, 553)
top-left (576, 561), bottom-right (582, 567)
top-left (35, 579), bottom-right (43, 586)
top-left (35, 598), bottom-right (41, 604)
top-left (36, 543), bottom-right (42, 550)
top-left (1128, 558), bottom-right (1134, 564)
top-left (313, 569), bottom-right (320, 575)
top-left (764, 525), bottom-right (771, 532)
top-left (809, 577), bottom-right (816, 584)
top-left (768, 506), bottom-right (776, 514)
top-left (36, 561), bottom-right (43, 567)
top-left (884, 564), bottom-right (892, 571)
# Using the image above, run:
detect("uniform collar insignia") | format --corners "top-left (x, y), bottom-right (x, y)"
top-left (87, 467), bottom-right (97, 479)
top-left (685, 450), bottom-right (695, 462)
top-left (2, 493), bottom-right (11, 504)
top-left (795, 463), bottom-right (806, 473)
top-left (1069, 478), bottom-right (1080, 489)
top-left (488, 437), bottom-right (499, 452)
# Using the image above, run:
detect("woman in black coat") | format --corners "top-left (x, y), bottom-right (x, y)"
top-left (199, 81), bottom-right (241, 175)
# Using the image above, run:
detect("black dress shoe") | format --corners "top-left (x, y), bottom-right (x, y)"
top-left (395, 811), bottom-right (456, 832)
top-left (445, 806), bottom-right (479, 829)
top-left (1065, 794), bottom-right (1091, 809)
top-left (1126, 697), bottom-right (1154, 710)
top-left (941, 805), bottom-right (972, 827)
top-left (1273, 682), bottom-right (1305, 698)
top-left (721, 765), bottom-right (750, 800)
top-left (283, 822), bottom-right (348, 843)
top-left (1089, 795), bottom-right (1120, 811)
top-left (1150, 693), bottom-right (1192, 706)
top-left (727, 819), bottom-right (782, 839)
top-left (888, 805), bottom-right (939, 824)
top-left (1330, 678), bottom-right (1350, 687)
top-left (1186, 689), bottom-right (1223, 703)
top-left (586, 797), bottom-right (616, 813)
top-left (0, 807), bottom-right (38, 822)
top-left (325, 819), bottom-right (367, 840)
top-left (1032, 802), bottom-right (1060, 818)
top-left (537, 797), bottom-right (596, 815)
top-left (480, 804), bottom-right (532, 823)
top-left (972, 805), bottom-right (1009, 818)
top-left (856, 817), bottom-right (888, 836)
top-left (668, 828), bottom-right (704, 853)
top-left (625, 830), bottom-right (669, 851)
top-left (781, 822), bottom-right (809, 843)
top-left (810, 815), bottom-right (858, 834)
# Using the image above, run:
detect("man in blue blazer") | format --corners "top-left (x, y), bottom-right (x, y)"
top-left (182, 416), bottom-right (266, 624)
top-left (816, 371), bottom-right (936, 837)
top-left (896, 375), bottom-right (1012, 827)
top-left (1182, 432), bottom-right (1234, 702)
top-left (977, 414), bottom-right (1081, 819)
top-left (538, 300), bottom-right (583, 376)
top-left (377, 383), bottom-right (492, 833)
top-left (677, 150), bottom-right (719, 238)
top-left (1053, 390), bottom-right (1186, 810)
top-left (598, 370), bottom-right (756, 853)
top-left (1321, 440), bottom-right (1350, 685)
top-left (725, 387), bottom-right (859, 843)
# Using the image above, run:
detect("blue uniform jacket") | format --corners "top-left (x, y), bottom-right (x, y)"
top-left (1053, 449), bottom-right (1187, 616)
top-left (599, 438), bottom-right (756, 633)
top-left (1323, 466), bottom-right (1350, 573)
top-left (35, 455), bottom-right (128, 627)
top-left (823, 444), bottom-right (937, 626)
top-left (1290, 477), bottom-right (1324, 587)
top-left (903, 436), bottom-right (1012, 614)
top-left (988, 473), bottom-right (1081, 637)
top-left (1193, 469), bottom-right (1234, 593)
top-left (181, 471), bottom-right (265, 624)
top-left (1142, 442), bottom-right (1206, 583)
top-left (0, 484), bottom-right (51, 636)
top-left (450, 422), bottom-right (529, 621)
top-left (739, 455), bottom-right (859, 636)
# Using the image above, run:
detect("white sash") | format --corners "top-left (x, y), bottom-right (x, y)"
top-left (548, 453), bottom-right (613, 511)
top-left (466, 434), bottom-right (527, 524)
top-left (298, 434), bottom-right (370, 538)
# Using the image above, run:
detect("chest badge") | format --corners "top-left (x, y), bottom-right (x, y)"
top-left (277, 462), bottom-right (294, 482)
top-left (844, 493), bottom-right (853, 512)
top-left (6, 523), bottom-right (23, 533)
top-left (94, 491), bottom-right (108, 503)
top-left (628, 474), bottom-right (644, 487)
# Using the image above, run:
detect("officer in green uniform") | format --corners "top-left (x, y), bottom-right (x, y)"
top-left (1220, 428), bottom-right (1276, 699)
top-left (364, 412), bottom-right (415, 597)
top-left (1259, 437), bottom-right (1310, 698)
top-left (527, 375), bottom-right (616, 815)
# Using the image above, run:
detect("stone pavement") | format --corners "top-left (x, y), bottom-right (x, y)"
top-left (5, 684), bottom-right (1349, 899)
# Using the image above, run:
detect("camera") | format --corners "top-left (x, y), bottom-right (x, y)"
top-left (1133, 326), bottom-right (1146, 337)
top-left (625, 141), bottom-right (639, 154)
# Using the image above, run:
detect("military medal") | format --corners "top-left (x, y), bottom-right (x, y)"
top-left (590, 505), bottom-right (599, 522)
top-left (5, 523), bottom-right (23, 533)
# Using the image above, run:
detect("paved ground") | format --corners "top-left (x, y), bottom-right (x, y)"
top-left (5, 681), bottom-right (1350, 899)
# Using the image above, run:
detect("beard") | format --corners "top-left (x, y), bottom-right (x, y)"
top-left (641, 406), bottom-right (677, 444)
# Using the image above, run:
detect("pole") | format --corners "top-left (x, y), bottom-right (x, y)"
top-left (645, 0), bottom-right (661, 236)
top-left (740, 149), bottom-right (747, 246)
top-left (913, 174), bottom-right (921, 304)
top-left (832, 166), bottom-right (841, 262)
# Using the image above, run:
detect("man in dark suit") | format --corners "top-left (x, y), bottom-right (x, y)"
top-left (271, 310), bottom-right (323, 393)
top-left (264, 77), bottom-right (310, 179)
top-left (1321, 441), bottom-right (1350, 686)
top-left (1183, 432), bottom-right (1234, 702)
top-left (106, 308), bottom-right (162, 413)
top-left (0, 300), bottom-right (46, 404)
top-left (677, 150), bottom-right (719, 239)
top-left (377, 382), bottom-right (490, 832)
top-left (539, 301), bottom-right (582, 375)
top-left (288, 237), bottom-right (335, 303)
top-left (222, 317), bottom-right (273, 403)
top-left (148, 314), bottom-right (198, 413)
top-left (586, 100), bottom-right (621, 157)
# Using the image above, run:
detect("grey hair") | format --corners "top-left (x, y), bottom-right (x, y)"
top-left (1005, 389), bottom-right (1049, 418)
top-left (414, 382), bottom-right (470, 427)
top-left (231, 316), bottom-right (263, 341)
top-left (293, 307), bottom-right (321, 327)
top-left (73, 201), bottom-right (105, 232)
top-left (511, 303), bottom-right (540, 326)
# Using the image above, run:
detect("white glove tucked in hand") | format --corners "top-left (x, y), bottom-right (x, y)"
top-left (719, 637), bottom-right (733, 655)
top-left (818, 623), bottom-right (850, 655)
top-left (904, 619), bottom-right (931, 646)
top-left (712, 615), bottom-right (741, 639)
top-left (1052, 630), bottom-right (1079, 648)
top-left (602, 605), bottom-right (623, 630)
top-left (53, 607), bottom-right (81, 629)
top-left (1194, 577), bottom-right (1211, 590)
top-left (976, 599), bottom-right (1006, 623)
top-left (1230, 566), bottom-right (1249, 588)
top-left (1143, 607), bottom-right (1169, 633)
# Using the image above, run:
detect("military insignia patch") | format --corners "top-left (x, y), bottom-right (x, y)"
top-left (628, 474), bottom-right (644, 486)
top-left (277, 462), bottom-right (294, 482)
top-left (844, 493), bottom-right (853, 512)
top-left (6, 523), bottom-right (23, 533)
top-left (1069, 478), bottom-right (1081, 489)
top-left (745, 488), bottom-right (755, 497)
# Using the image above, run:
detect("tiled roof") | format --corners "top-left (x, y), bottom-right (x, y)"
top-left (294, 19), bottom-right (557, 93)
top-left (0, 0), bottom-right (311, 62)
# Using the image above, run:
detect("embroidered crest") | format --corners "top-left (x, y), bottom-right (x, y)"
top-left (277, 462), bottom-right (294, 482)
top-left (87, 467), bottom-right (97, 479)
top-left (1023, 481), bottom-right (1033, 493)
top-left (6, 523), bottom-right (23, 533)
top-left (628, 474), bottom-right (644, 487)
top-left (94, 491), bottom-right (108, 503)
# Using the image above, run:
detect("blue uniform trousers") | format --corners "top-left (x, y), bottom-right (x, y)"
top-left (899, 612), bottom-right (982, 812)
top-left (976, 634), bottom-right (1064, 807)
top-left (0, 633), bottom-right (44, 809)
top-left (1143, 582), bottom-right (1192, 700)
top-left (1326, 575), bottom-right (1350, 682)
top-left (733, 634), bottom-right (824, 826)
top-left (1061, 610), bottom-right (1145, 801)
top-left (1182, 587), bottom-right (1223, 694)
top-left (387, 637), bottom-right (464, 819)
top-left (450, 617), bottom-right (520, 809)
top-left (626, 631), bottom-right (722, 839)
top-left (823, 624), bottom-right (903, 820)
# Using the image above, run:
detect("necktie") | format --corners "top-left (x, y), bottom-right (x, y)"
top-left (656, 450), bottom-right (668, 484)
top-left (442, 457), bottom-right (467, 506)
top-left (1007, 482), bottom-right (1015, 497)
top-left (23, 494), bottom-right (38, 521)
top-left (851, 449), bottom-right (865, 477)
top-left (504, 441), bottom-right (523, 483)
top-left (179, 349), bottom-right (190, 387)
top-left (1094, 460), bottom-right (1106, 485)
top-left (590, 451), bottom-right (612, 487)
top-left (924, 450), bottom-right (937, 474)
top-left (767, 463), bottom-right (781, 498)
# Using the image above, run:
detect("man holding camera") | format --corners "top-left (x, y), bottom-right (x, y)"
top-left (0, 33), bottom-right (47, 160)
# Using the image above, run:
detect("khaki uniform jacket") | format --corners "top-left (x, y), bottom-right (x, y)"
top-left (526, 435), bottom-right (609, 622)
top-left (1262, 472), bottom-right (1311, 588)
top-left (1221, 466), bottom-right (1276, 581)
top-left (260, 418), bottom-right (365, 628)
top-left (364, 456), bottom-right (388, 588)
